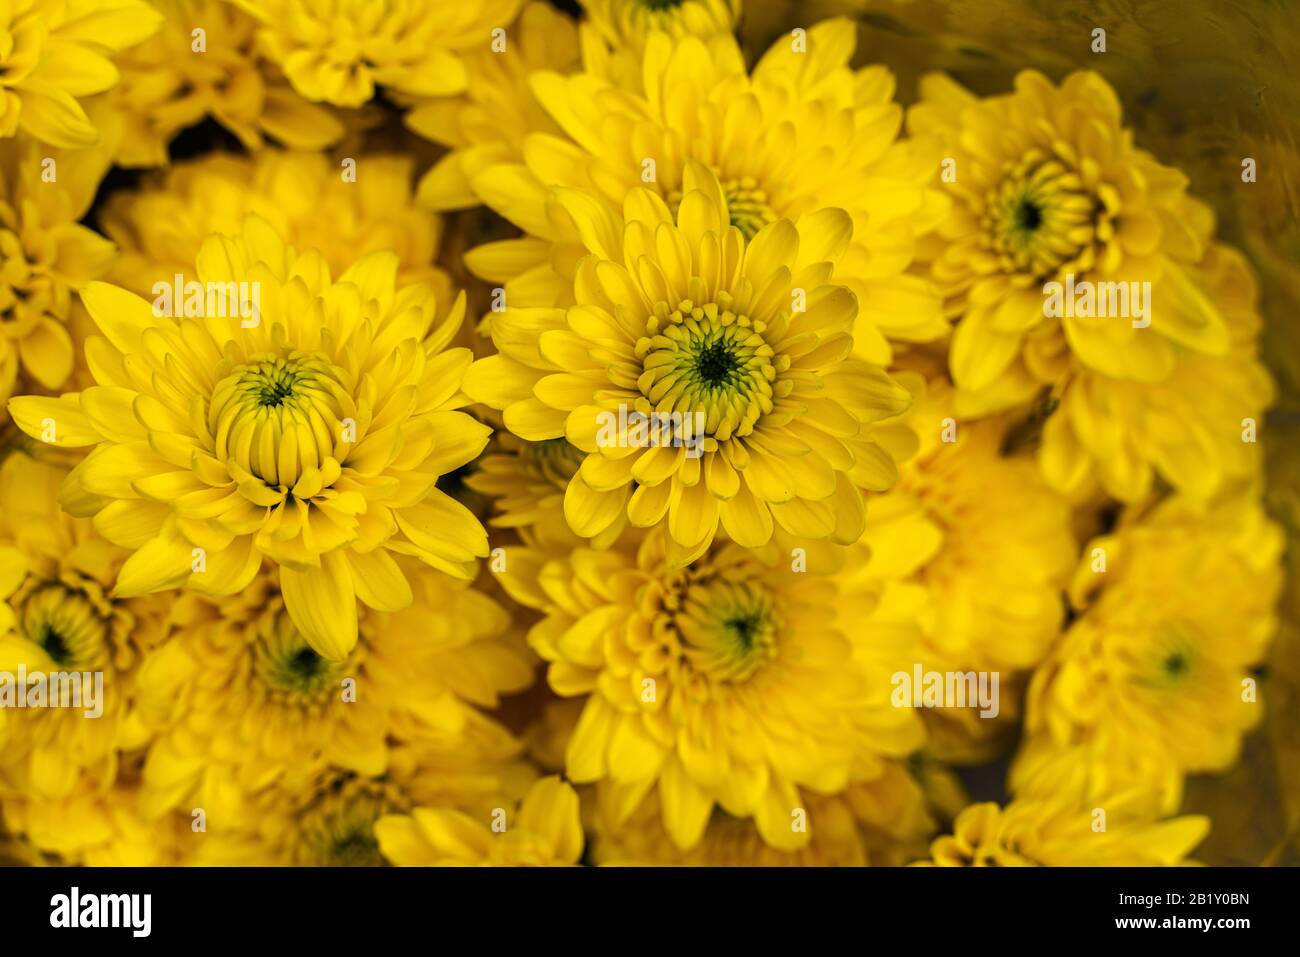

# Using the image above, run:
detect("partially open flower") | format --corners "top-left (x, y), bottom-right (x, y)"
top-left (9, 215), bottom-right (491, 660)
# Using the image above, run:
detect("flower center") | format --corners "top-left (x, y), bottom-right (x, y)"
top-left (254, 610), bottom-right (351, 703)
top-left (210, 351), bottom-right (352, 489)
top-left (635, 294), bottom-right (782, 442)
top-left (662, 551), bottom-right (781, 683)
top-left (983, 150), bottom-right (1102, 280)
top-left (19, 586), bottom-right (110, 670)
top-left (295, 775), bottom-right (401, 867)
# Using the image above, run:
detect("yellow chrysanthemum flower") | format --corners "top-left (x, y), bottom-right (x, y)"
top-left (466, 163), bottom-right (912, 564)
top-left (377, 775), bottom-right (583, 866)
top-left (0, 0), bottom-right (162, 146)
top-left (466, 18), bottom-right (948, 362)
top-left (405, 1), bottom-right (580, 211)
top-left (919, 794), bottom-right (1208, 867)
top-left (1, 773), bottom-right (193, 865)
top-left (1019, 494), bottom-right (1283, 791)
top-left (107, 0), bottom-right (345, 167)
top-left (495, 529), bottom-right (923, 851)
top-left (835, 370), bottom-right (1074, 761)
top-left (910, 70), bottom-right (1272, 502)
top-left (233, 0), bottom-right (525, 108)
top-left (846, 371), bottom-right (1075, 673)
top-left (8, 215), bottom-right (491, 661)
top-left (1038, 242), bottom-right (1273, 502)
top-left (192, 737), bottom-right (534, 865)
top-left (580, 0), bottom-right (739, 51)
top-left (1, 139), bottom-right (116, 412)
top-left (134, 563), bottom-right (533, 819)
top-left (588, 760), bottom-right (939, 865)
top-left (100, 150), bottom-right (449, 295)
top-left (0, 452), bottom-right (168, 799)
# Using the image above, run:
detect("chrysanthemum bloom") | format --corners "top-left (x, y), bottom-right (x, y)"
top-left (837, 371), bottom-right (1074, 762)
top-left (919, 794), bottom-right (1208, 867)
top-left (1, 139), bottom-right (116, 411)
top-left (496, 530), bottom-right (924, 850)
top-left (467, 19), bottom-right (948, 361)
top-left (0, 0), bottom-right (161, 146)
top-left (134, 564), bottom-right (534, 819)
top-left (404, 2), bottom-right (580, 211)
top-left (100, 150), bottom-right (449, 295)
top-left (107, 0), bottom-right (344, 167)
top-left (580, 0), bottom-right (740, 52)
top-left (466, 165), bottom-right (912, 564)
top-left (0, 453), bottom-right (169, 799)
top-left (588, 760), bottom-right (938, 865)
top-left (0, 775), bottom-right (194, 865)
top-left (377, 775), bottom-right (583, 866)
top-left (909, 70), bottom-right (1271, 502)
top-left (1038, 243), bottom-right (1273, 502)
top-left (191, 740), bottom-right (534, 865)
top-left (8, 215), bottom-right (491, 660)
top-left (590, 787), bottom-right (867, 866)
top-left (845, 372), bottom-right (1075, 673)
top-left (1020, 494), bottom-right (1282, 788)
top-left (233, 0), bottom-right (525, 108)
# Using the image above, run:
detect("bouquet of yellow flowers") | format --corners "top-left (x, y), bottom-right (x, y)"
top-left (0, 0), bottom-right (1295, 871)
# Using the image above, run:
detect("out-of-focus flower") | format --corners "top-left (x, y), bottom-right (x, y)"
top-left (9, 216), bottom-right (490, 661)
top-left (100, 150), bottom-right (449, 293)
top-left (134, 564), bottom-right (533, 818)
top-left (0, 452), bottom-right (167, 799)
top-left (376, 775), bottom-right (583, 866)
top-left (495, 529), bottom-right (923, 850)
top-left (467, 18), bottom-right (948, 362)
top-left (1036, 242), bottom-right (1273, 504)
top-left (580, 0), bottom-right (740, 52)
top-left (1, 139), bottom-right (116, 410)
top-left (233, 0), bottom-right (525, 108)
top-left (405, 2), bottom-right (580, 211)
top-left (919, 793), bottom-right (1208, 866)
top-left (1019, 494), bottom-right (1282, 791)
top-left (838, 370), bottom-right (1074, 761)
top-left (466, 164), bottom-right (912, 564)
top-left (0, 773), bottom-right (192, 865)
top-left (106, 0), bottom-right (344, 167)
top-left (588, 760), bottom-right (939, 865)
top-left (0, 0), bottom-right (162, 147)
top-left (911, 70), bottom-right (1273, 503)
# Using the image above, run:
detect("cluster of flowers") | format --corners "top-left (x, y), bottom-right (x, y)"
top-left (0, 0), bottom-right (1283, 866)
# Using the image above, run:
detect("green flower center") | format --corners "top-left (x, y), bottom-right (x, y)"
top-left (295, 777), bottom-right (397, 867)
top-left (635, 294), bottom-right (784, 443)
top-left (667, 553), bottom-right (781, 683)
top-left (255, 611), bottom-right (351, 703)
top-left (210, 351), bottom-right (353, 488)
top-left (983, 149), bottom-right (1102, 280)
top-left (20, 586), bottom-right (110, 670)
